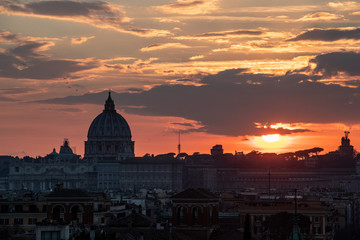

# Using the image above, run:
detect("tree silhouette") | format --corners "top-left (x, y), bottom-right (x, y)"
top-left (263, 212), bottom-right (310, 240)
top-left (243, 213), bottom-right (251, 240)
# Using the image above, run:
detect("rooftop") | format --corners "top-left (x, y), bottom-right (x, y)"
top-left (171, 188), bottom-right (218, 200)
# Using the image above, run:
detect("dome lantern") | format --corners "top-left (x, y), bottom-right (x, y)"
top-left (104, 91), bottom-right (115, 112)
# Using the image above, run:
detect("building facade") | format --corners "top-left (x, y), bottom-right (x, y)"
top-left (118, 156), bottom-right (183, 191)
top-left (8, 140), bottom-right (94, 191)
top-left (171, 188), bottom-right (219, 240)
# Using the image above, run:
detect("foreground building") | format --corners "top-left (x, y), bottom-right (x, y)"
top-left (0, 186), bottom-right (111, 239)
top-left (171, 188), bottom-right (219, 240)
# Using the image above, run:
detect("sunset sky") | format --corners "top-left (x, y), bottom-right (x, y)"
top-left (1, 0), bottom-right (360, 157)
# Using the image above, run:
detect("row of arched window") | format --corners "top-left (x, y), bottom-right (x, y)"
top-left (176, 206), bottom-right (214, 226)
top-left (51, 204), bottom-right (83, 222)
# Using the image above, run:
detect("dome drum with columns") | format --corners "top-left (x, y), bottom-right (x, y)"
top-left (84, 92), bottom-right (134, 160)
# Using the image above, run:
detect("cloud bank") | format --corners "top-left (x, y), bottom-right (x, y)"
top-left (289, 28), bottom-right (360, 41)
top-left (0, 0), bottom-right (170, 37)
top-left (37, 52), bottom-right (360, 137)
top-left (0, 32), bottom-right (98, 80)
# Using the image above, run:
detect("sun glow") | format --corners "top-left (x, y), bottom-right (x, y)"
top-left (261, 134), bottom-right (280, 143)
top-left (253, 134), bottom-right (290, 152)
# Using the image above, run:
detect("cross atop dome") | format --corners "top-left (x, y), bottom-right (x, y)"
top-left (104, 91), bottom-right (115, 112)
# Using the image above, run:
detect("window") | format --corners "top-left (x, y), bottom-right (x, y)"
top-left (1, 205), bottom-right (9, 213)
top-left (0, 218), bottom-right (9, 225)
top-left (41, 231), bottom-right (60, 240)
top-left (178, 207), bottom-right (184, 225)
top-left (15, 205), bottom-right (23, 212)
top-left (28, 218), bottom-right (37, 225)
top-left (14, 218), bottom-right (23, 225)
top-left (15, 167), bottom-right (19, 172)
top-left (314, 216), bottom-right (319, 223)
top-left (312, 226), bottom-right (320, 234)
top-left (192, 207), bottom-right (199, 225)
top-left (29, 205), bottom-right (37, 212)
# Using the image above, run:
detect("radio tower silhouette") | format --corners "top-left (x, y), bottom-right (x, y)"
top-left (178, 131), bottom-right (181, 155)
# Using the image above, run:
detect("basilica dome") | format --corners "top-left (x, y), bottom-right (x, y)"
top-left (87, 92), bottom-right (132, 139)
top-left (84, 91), bottom-right (134, 160)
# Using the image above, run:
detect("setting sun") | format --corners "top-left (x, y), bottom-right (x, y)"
top-left (253, 134), bottom-right (290, 152)
top-left (261, 134), bottom-right (281, 143)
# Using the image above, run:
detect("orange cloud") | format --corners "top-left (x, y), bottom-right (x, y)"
top-left (134, 58), bottom-right (309, 76)
top-left (218, 5), bottom-right (320, 13)
top-left (328, 1), bottom-right (360, 10)
top-left (153, 0), bottom-right (219, 15)
top-left (189, 55), bottom-right (204, 60)
top-left (71, 36), bottom-right (94, 45)
top-left (140, 43), bottom-right (191, 52)
top-left (175, 29), bottom-right (265, 42)
top-left (298, 12), bottom-right (344, 21)
top-left (155, 18), bottom-right (181, 23)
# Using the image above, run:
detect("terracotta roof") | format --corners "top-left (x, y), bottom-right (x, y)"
top-left (171, 188), bottom-right (218, 200)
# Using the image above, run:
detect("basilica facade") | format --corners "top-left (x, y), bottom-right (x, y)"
top-left (8, 139), bottom-right (94, 191)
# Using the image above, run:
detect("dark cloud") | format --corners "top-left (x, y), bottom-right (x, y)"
top-left (2, 1), bottom-right (117, 17)
top-left (289, 28), bottom-right (360, 41)
top-left (311, 52), bottom-right (360, 76)
top-left (261, 127), bottom-right (312, 135)
top-left (36, 91), bottom-right (108, 105)
top-left (0, 1), bottom-right (170, 37)
top-left (171, 122), bottom-right (198, 127)
top-left (37, 60), bottom-right (360, 137)
top-left (0, 87), bottom-right (35, 94)
top-left (169, 122), bottom-right (205, 134)
top-left (0, 95), bottom-right (16, 102)
top-left (10, 42), bottom-right (45, 59)
top-left (27, 1), bottom-right (111, 17)
top-left (0, 41), bottom-right (98, 80)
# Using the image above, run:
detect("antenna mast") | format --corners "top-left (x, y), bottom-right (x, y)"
top-left (178, 131), bottom-right (181, 155)
top-left (268, 168), bottom-right (271, 196)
